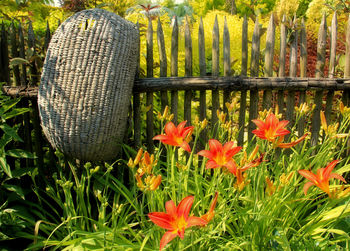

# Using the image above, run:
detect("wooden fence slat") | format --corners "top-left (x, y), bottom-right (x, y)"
top-left (298, 18), bottom-right (307, 137)
top-left (184, 18), bottom-right (192, 125)
top-left (18, 23), bottom-right (27, 86)
top-left (10, 22), bottom-right (20, 86)
top-left (198, 17), bottom-right (207, 151)
top-left (277, 15), bottom-right (287, 115)
top-left (28, 21), bottom-right (39, 85)
top-left (325, 12), bottom-right (337, 124)
top-left (134, 22), bottom-right (141, 148)
top-left (248, 18), bottom-right (260, 142)
top-left (0, 23), bottom-right (10, 84)
top-left (238, 15), bottom-right (248, 146)
top-left (157, 18), bottom-right (168, 114)
top-left (241, 15), bottom-right (248, 77)
top-left (311, 14), bottom-right (327, 147)
top-left (223, 17), bottom-right (231, 114)
top-left (344, 15), bottom-right (350, 107)
top-left (286, 16), bottom-right (298, 129)
top-left (18, 22), bottom-right (33, 167)
top-left (212, 15), bottom-right (220, 133)
top-left (27, 21), bottom-right (44, 170)
top-left (263, 14), bottom-right (275, 110)
top-left (171, 16), bottom-right (178, 124)
top-left (146, 18), bottom-right (154, 153)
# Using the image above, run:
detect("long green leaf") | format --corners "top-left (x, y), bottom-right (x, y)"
top-left (0, 98), bottom-right (20, 115)
top-left (6, 149), bottom-right (36, 158)
top-left (0, 124), bottom-right (23, 142)
top-left (3, 107), bottom-right (30, 120)
top-left (0, 156), bottom-right (12, 177)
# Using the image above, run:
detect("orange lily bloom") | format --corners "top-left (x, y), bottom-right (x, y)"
top-left (252, 113), bottom-right (307, 148)
top-left (148, 196), bottom-right (207, 250)
top-left (197, 139), bottom-right (242, 171)
top-left (201, 192), bottom-right (219, 223)
top-left (298, 160), bottom-right (347, 197)
top-left (252, 113), bottom-right (290, 142)
top-left (153, 121), bottom-right (194, 152)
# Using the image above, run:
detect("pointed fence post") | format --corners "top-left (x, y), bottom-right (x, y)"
top-left (248, 17), bottom-right (260, 142)
top-left (298, 17), bottom-right (307, 137)
top-left (238, 15), bottom-right (248, 146)
top-left (28, 21), bottom-right (44, 170)
top-left (263, 14), bottom-right (275, 110)
top-left (311, 14), bottom-right (327, 147)
top-left (184, 18), bottom-right (192, 125)
top-left (223, 17), bottom-right (231, 115)
top-left (325, 12), bottom-right (337, 124)
top-left (171, 16), bottom-right (179, 124)
top-left (198, 17), bottom-right (207, 152)
top-left (277, 15), bottom-right (287, 115)
top-left (212, 15), bottom-right (220, 134)
top-left (146, 17), bottom-right (154, 153)
top-left (286, 15), bottom-right (298, 133)
top-left (157, 18), bottom-right (168, 113)
top-left (10, 22), bottom-right (20, 86)
top-left (134, 22), bottom-right (141, 148)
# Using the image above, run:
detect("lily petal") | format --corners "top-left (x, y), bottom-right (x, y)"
top-left (160, 231), bottom-right (177, 251)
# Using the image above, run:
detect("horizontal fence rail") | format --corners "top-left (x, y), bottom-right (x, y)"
top-left (4, 77), bottom-right (350, 97)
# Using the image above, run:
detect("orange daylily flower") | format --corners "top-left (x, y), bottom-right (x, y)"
top-left (148, 196), bottom-right (207, 250)
top-left (252, 113), bottom-right (290, 141)
top-left (298, 160), bottom-right (347, 197)
top-left (201, 192), bottom-right (219, 223)
top-left (252, 113), bottom-right (307, 148)
top-left (197, 139), bottom-right (242, 171)
top-left (153, 121), bottom-right (194, 152)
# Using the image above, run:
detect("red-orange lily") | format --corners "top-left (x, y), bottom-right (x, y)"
top-left (252, 113), bottom-right (307, 148)
top-left (153, 121), bottom-right (194, 152)
top-left (148, 196), bottom-right (207, 250)
top-left (197, 139), bottom-right (242, 171)
top-left (298, 160), bottom-right (347, 197)
top-left (201, 192), bottom-right (219, 223)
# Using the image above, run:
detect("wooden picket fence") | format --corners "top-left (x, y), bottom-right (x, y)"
top-left (2, 12), bottom-right (350, 168)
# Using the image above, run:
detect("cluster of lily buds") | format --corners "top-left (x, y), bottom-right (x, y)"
top-left (225, 97), bottom-right (239, 114)
top-left (339, 101), bottom-right (350, 117)
top-left (193, 116), bottom-right (208, 131)
top-left (128, 148), bottom-right (161, 192)
top-left (157, 106), bottom-right (174, 122)
top-left (295, 103), bottom-right (315, 116)
top-left (265, 172), bottom-right (294, 196)
top-left (217, 110), bottom-right (227, 124)
top-left (320, 111), bottom-right (348, 138)
top-left (232, 147), bottom-right (264, 191)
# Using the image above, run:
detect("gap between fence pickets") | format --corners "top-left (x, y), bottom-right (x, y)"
top-left (3, 77), bottom-right (350, 98)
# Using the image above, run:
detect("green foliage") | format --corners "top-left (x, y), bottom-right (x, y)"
top-left (0, 83), bottom-right (32, 178)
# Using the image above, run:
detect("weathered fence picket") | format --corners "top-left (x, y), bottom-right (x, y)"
top-left (262, 14), bottom-right (274, 110)
top-left (184, 18), bottom-right (192, 125)
top-left (212, 16), bottom-right (220, 134)
top-left (171, 17), bottom-right (178, 124)
top-left (248, 18), bottom-right (260, 142)
top-left (198, 17), bottom-right (207, 151)
top-left (311, 14), bottom-right (327, 147)
top-left (298, 18), bottom-right (307, 137)
top-left (157, 18), bottom-right (168, 113)
top-left (237, 15), bottom-right (248, 146)
top-left (146, 18), bottom-right (154, 153)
